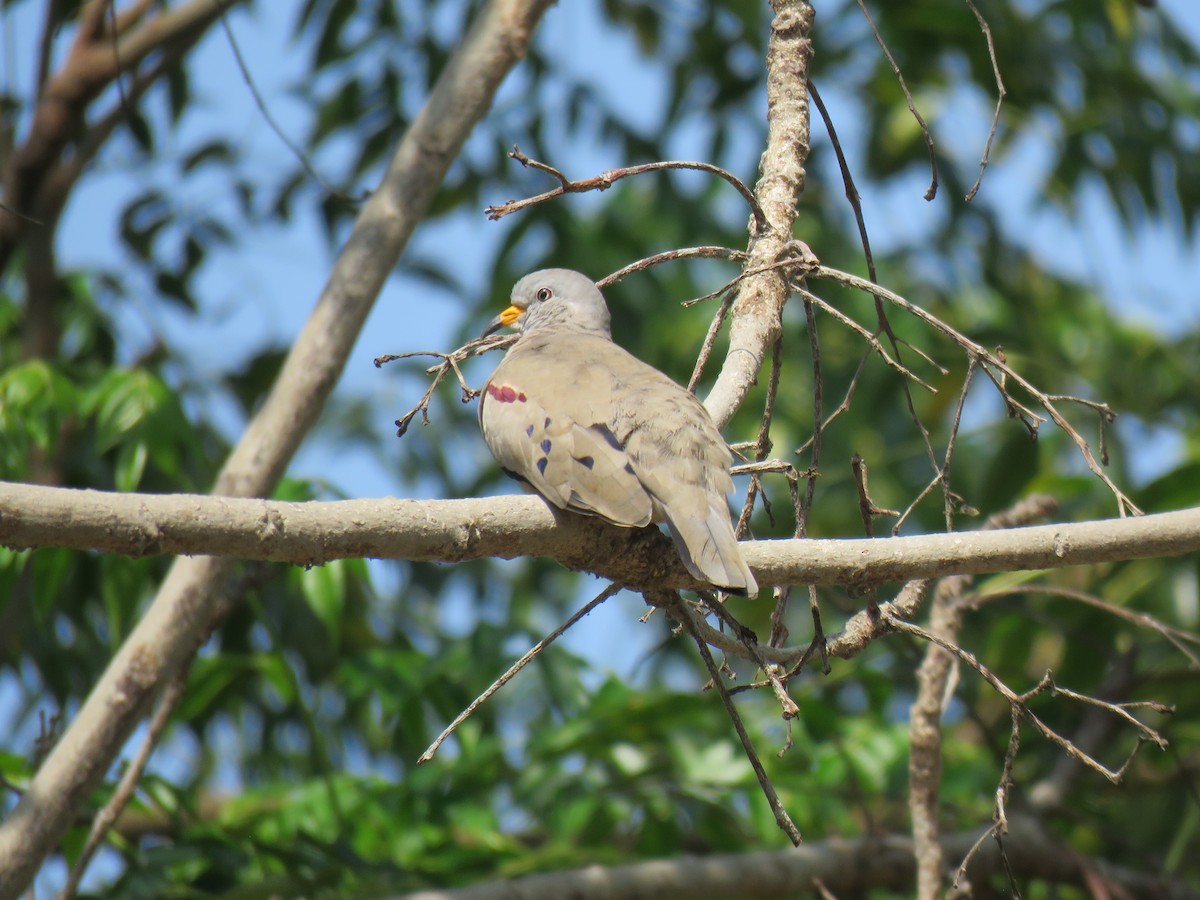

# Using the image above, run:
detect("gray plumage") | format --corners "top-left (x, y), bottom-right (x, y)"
top-left (479, 269), bottom-right (757, 595)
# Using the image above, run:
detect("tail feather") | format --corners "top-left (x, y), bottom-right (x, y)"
top-left (661, 502), bottom-right (757, 596)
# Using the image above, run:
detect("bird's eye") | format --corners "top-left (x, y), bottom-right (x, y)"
top-left (535, 287), bottom-right (552, 302)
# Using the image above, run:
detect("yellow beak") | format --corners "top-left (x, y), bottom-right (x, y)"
top-left (481, 304), bottom-right (525, 338)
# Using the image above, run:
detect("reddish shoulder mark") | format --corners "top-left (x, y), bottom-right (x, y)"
top-left (487, 383), bottom-right (527, 403)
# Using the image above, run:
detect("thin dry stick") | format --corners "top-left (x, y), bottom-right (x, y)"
top-left (795, 345), bottom-right (872, 456)
top-left (487, 146), bottom-right (767, 231)
top-left (807, 78), bottom-right (877, 282)
top-left (418, 583), bottom-right (621, 764)
top-left (797, 289), bottom-right (823, 536)
top-left (963, 0), bottom-right (1007, 201)
top-left (377, 334), bottom-right (515, 435)
top-left (887, 616), bottom-right (1166, 781)
top-left (954, 709), bottom-right (1022, 894)
top-left (104, 2), bottom-right (131, 119)
top-left (736, 336), bottom-right (785, 535)
top-left (687, 289), bottom-right (737, 393)
top-left (703, 597), bottom-right (801, 720)
top-left (797, 288), bottom-right (932, 389)
top-left (666, 593), bottom-right (802, 845)
top-left (598, 246), bottom-right (746, 288)
top-left (214, 0), bottom-right (361, 202)
top-left (811, 265), bottom-right (1141, 515)
top-left (58, 669), bottom-right (189, 900)
top-left (969, 584), bottom-right (1200, 668)
top-left (893, 356), bottom-right (978, 534)
top-left (854, 0), bottom-right (938, 200)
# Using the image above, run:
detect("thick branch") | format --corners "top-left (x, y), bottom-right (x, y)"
top-left (704, 1), bottom-right (813, 429)
top-left (396, 815), bottom-right (1198, 900)
top-left (1, 483), bottom-right (1198, 589)
top-left (0, 2), bottom-right (554, 895)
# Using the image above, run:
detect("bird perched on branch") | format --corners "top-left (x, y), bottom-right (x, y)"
top-left (479, 268), bottom-right (757, 596)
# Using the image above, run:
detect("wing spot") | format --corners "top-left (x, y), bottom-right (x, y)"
top-left (541, 438), bottom-right (552, 453)
top-left (575, 456), bottom-right (595, 470)
top-left (537, 457), bottom-right (548, 475)
top-left (525, 425), bottom-right (534, 437)
top-left (591, 424), bottom-right (624, 451)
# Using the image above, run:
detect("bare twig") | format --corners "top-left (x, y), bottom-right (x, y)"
top-left (376, 334), bottom-right (515, 436)
top-left (58, 669), bottom-right (189, 900)
top-left (810, 265), bottom-right (1142, 515)
top-left (963, 0), bottom-right (1007, 201)
top-left (487, 146), bottom-right (767, 231)
top-left (419, 584), bottom-right (621, 764)
top-left (598, 247), bottom-right (746, 289)
top-left (853, 0), bottom-right (938, 200)
top-left (797, 287), bottom-right (933, 390)
top-left (665, 591), bottom-right (803, 845)
top-left (807, 78), bottom-right (876, 282)
top-left (214, 0), bottom-right (362, 202)
top-left (888, 617), bottom-right (1168, 782)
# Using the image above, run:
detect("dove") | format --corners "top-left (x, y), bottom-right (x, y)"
top-left (478, 268), bottom-right (757, 596)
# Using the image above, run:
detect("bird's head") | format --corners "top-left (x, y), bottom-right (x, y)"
top-left (481, 269), bottom-right (613, 339)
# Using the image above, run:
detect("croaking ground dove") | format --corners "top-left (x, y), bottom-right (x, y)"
top-left (479, 268), bottom-right (757, 595)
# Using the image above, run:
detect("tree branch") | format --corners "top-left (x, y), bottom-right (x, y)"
top-left (394, 815), bottom-right (1200, 900)
top-left (1, 482), bottom-right (1198, 591)
top-left (703, 0), bottom-right (814, 430)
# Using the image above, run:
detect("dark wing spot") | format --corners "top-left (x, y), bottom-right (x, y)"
top-left (590, 424), bottom-right (624, 452)
top-left (537, 457), bottom-right (548, 475)
top-left (575, 456), bottom-right (595, 470)
top-left (500, 466), bottom-right (530, 486)
top-left (540, 439), bottom-right (552, 453)
top-left (525, 424), bottom-right (534, 437)
top-left (544, 416), bottom-right (552, 428)
top-left (624, 463), bottom-right (636, 475)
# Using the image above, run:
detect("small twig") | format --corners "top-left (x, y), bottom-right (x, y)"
top-left (664, 591), bottom-right (802, 845)
top-left (597, 246), bottom-right (746, 289)
top-left (488, 146), bottom-right (767, 231)
top-left (968, 584), bottom-right (1200, 669)
top-left (954, 708), bottom-right (1021, 894)
top-left (797, 290), bottom-right (824, 537)
top-left (105, 2), bottom-right (131, 121)
top-left (854, 0), bottom-right (939, 200)
top-left (963, 0), bottom-right (1007, 201)
top-left (795, 346), bottom-right (872, 457)
top-left (59, 669), bottom-right (189, 900)
top-left (797, 288), bottom-right (934, 391)
top-left (214, 0), bottom-right (362, 203)
top-left (810, 265), bottom-right (1142, 515)
top-left (704, 597), bottom-right (801, 720)
top-left (851, 454), bottom-right (899, 535)
top-left (376, 334), bottom-right (515, 435)
top-left (687, 289), bottom-right (736, 393)
top-left (808, 78), bottom-right (877, 283)
top-left (893, 357), bottom-right (978, 534)
top-left (887, 617), bottom-right (1167, 782)
top-left (418, 584), bottom-right (621, 764)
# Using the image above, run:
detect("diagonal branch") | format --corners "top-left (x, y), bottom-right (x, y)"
top-left (703, 0), bottom-right (815, 431)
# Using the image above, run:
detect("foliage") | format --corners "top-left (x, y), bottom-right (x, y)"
top-left (0, 0), bottom-right (1198, 896)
